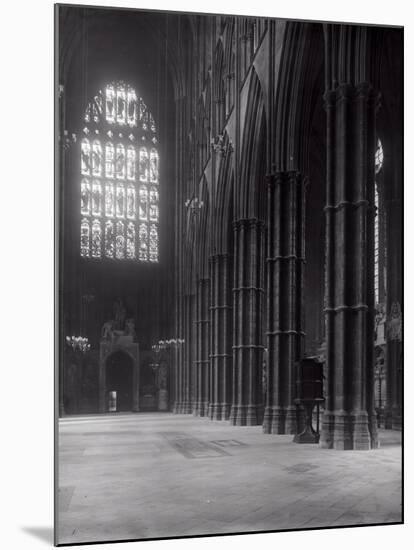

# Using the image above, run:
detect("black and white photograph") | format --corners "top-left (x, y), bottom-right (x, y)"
top-left (54, 2), bottom-right (403, 546)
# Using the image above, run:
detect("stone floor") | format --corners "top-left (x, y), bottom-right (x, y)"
top-left (57, 412), bottom-right (402, 545)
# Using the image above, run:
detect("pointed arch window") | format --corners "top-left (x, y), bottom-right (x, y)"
top-left (80, 81), bottom-right (159, 262)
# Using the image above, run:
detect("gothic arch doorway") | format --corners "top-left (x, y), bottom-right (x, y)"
top-left (105, 351), bottom-right (134, 412)
top-left (99, 342), bottom-right (140, 413)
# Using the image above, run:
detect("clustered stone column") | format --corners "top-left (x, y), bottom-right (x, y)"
top-left (230, 219), bottom-right (265, 426)
top-left (178, 294), bottom-right (194, 414)
top-left (193, 278), bottom-right (210, 416)
top-left (263, 171), bottom-right (306, 434)
top-left (321, 83), bottom-right (379, 450)
top-left (209, 254), bottom-right (233, 420)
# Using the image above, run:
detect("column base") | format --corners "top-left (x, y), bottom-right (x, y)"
top-left (229, 404), bottom-right (262, 426)
top-left (180, 401), bottom-right (193, 414)
top-left (320, 410), bottom-right (378, 450)
top-left (262, 406), bottom-right (298, 434)
top-left (385, 406), bottom-right (402, 430)
top-left (209, 402), bottom-right (231, 420)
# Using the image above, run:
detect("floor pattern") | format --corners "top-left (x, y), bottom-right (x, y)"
top-left (57, 412), bottom-right (402, 545)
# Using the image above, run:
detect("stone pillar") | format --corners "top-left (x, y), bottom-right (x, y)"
top-left (193, 278), bottom-right (210, 416)
top-left (263, 171), bottom-right (306, 434)
top-left (321, 83), bottom-right (379, 450)
top-left (230, 219), bottom-right (265, 426)
top-left (179, 294), bottom-right (195, 414)
top-left (209, 254), bottom-right (233, 420)
top-left (173, 339), bottom-right (183, 413)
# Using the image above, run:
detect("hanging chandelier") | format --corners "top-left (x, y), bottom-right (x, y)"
top-left (66, 335), bottom-right (91, 353)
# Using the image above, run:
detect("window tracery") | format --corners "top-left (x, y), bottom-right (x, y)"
top-left (80, 81), bottom-right (159, 262)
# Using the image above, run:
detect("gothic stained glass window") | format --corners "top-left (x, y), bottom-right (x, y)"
top-left (80, 81), bottom-right (159, 262)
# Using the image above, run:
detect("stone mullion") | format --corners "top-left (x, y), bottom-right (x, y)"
top-left (321, 83), bottom-right (379, 450)
top-left (230, 219), bottom-right (264, 426)
top-left (264, 172), bottom-right (305, 434)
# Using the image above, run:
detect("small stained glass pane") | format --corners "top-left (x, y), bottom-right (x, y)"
top-left (91, 219), bottom-right (102, 258)
top-left (139, 223), bottom-right (148, 261)
top-left (150, 148), bottom-right (159, 183)
top-left (105, 183), bottom-right (115, 218)
top-left (139, 185), bottom-right (148, 220)
top-left (106, 85), bottom-right (116, 124)
top-left (105, 142), bottom-right (115, 178)
top-left (149, 224), bottom-right (158, 262)
top-left (116, 143), bottom-right (126, 179)
top-left (116, 184), bottom-right (126, 218)
top-left (139, 147), bottom-right (149, 182)
top-left (149, 186), bottom-right (159, 203)
top-left (92, 181), bottom-right (102, 217)
top-left (80, 219), bottom-right (90, 257)
top-left (105, 220), bottom-right (115, 258)
top-left (81, 139), bottom-right (91, 175)
top-left (127, 185), bottom-right (136, 219)
top-left (115, 220), bottom-right (125, 259)
top-left (126, 222), bottom-right (136, 259)
top-left (149, 204), bottom-right (159, 222)
top-left (81, 179), bottom-right (91, 216)
top-left (92, 140), bottom-right (103, 177)
top-left (149, 113), bottom-right (156, 133)
top-left (116, 84), bottom-right (127, 125)
top-left (127, 87), bottom-right (137, 127)
top-left (127, 146), bottom-right (136, 181)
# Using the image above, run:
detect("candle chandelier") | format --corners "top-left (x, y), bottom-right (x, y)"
top-left (66, 335), bottom-right (91, 353)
